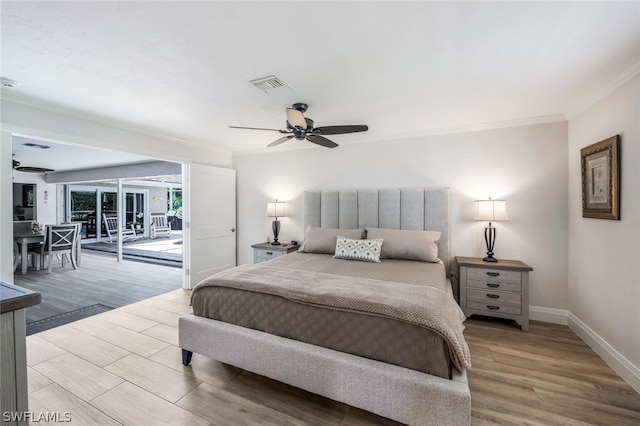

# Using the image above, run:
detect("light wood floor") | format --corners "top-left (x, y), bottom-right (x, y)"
top-left (26, 292), bottom-right (640, 425)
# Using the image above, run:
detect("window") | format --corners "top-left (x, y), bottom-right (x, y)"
top-left (168, 188), bottom-right (182, 212)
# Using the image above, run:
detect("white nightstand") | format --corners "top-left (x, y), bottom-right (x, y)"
top-left (456, 256), bottom-right (533, 331)
top-left (251, 242), bottom-right (298, 264)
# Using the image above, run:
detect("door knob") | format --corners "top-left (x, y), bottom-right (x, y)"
top-left (230, 228), bottom-right (236, 232)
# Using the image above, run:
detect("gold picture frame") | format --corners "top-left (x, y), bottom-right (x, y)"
top-left (581, 135), bottom-right (620, 220)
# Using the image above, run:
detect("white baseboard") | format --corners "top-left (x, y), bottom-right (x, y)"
top-left (530, 305), bottom-right (568, 325)
top-left (528, 307), bottom-right (639, 393)
top-left (567, 312), bottom-right (640, 394)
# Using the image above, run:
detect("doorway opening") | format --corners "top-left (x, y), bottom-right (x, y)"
top-left (11, 136), bottom-right (185, 332)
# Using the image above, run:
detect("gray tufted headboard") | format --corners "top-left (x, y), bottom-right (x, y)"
top-left (303, 188), bottom-right (450, 273)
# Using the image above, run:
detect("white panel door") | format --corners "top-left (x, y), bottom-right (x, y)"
top-left (185, 164), bottom-right (236, 289)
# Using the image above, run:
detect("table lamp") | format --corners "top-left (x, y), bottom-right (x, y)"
top-left (266, 199), bottom-right (287, 245)
top-left (474, 198), bottom-right (508, 262)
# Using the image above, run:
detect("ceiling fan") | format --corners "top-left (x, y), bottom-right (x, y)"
top-left (230, 103), bottom-right (368, 148)
top-left (12, 153), bottom-right (55, 173)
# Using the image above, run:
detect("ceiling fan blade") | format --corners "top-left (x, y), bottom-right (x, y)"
top-left (286, 108), bottom-right (307, 128)
top-left (229, 126), bottom-right (288, 133)
top-left (267, 135), bottom-right (294, 147)
top-left (314, 125), bottom-right (369, 135)
top-left (306, 135), bottom-right (338, 148)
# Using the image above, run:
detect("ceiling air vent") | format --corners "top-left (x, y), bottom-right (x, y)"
top-left (23, 142), bottom-right (51, 149)
top-left (250, 74), bottom-right (294, 94)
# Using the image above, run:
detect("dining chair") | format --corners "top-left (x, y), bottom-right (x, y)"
top-left (61, 222), bottom-right (83, 267)
top-left (13, 221), bottom-right (45, 273)
top-left (14, 241), bottom-right (43, 273)
top-left (13, 242), bottom-right (19, 272)
top-left (40, 224), bottom-right (78, 273)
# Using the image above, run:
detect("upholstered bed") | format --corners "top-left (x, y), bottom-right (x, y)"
top-left (179, 188), bottom-right (471, 425)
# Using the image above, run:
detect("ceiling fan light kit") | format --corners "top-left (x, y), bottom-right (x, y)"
top-left (230, 103), bottom-right (368, 149)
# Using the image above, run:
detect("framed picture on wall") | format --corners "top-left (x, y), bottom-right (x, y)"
top-left (22, 184), bottom-right (35, 207)
top-left (580, 135), bottom-right (620, 220)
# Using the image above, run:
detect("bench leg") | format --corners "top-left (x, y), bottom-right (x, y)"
top-left (182, 349), bottom-right (193, 366)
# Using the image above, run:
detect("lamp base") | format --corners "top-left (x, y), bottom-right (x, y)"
top-left (271, 219), bottom-right (281, 246)
top-left (483, 224), bottom-right (498, 262)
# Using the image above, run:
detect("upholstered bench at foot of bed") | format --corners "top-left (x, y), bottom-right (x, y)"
top-left (179, 314), bottom-right (471, 426)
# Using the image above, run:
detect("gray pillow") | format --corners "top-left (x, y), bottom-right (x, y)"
top-left (365, 228), bottom-right (441, 262)
top-left (298, 226), bottom-right (365, 254)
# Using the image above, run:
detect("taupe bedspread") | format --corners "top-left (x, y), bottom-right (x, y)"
top-left (191, 256), bottom-right (471, 372)
top-left (265, 252), bottom-right (450, 292)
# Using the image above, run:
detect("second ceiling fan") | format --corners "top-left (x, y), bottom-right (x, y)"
top-left (230, 103), bottom-right (368, 148)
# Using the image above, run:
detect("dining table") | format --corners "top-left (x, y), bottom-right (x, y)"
top-left (14, 230), bottom-right (44, 275)
top-left (14, 223), bottom-right (83, 275)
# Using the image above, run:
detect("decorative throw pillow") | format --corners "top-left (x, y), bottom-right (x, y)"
top-left (298, 226), bottom-right (365, 254)
top-left (334, 236), bottom-right (383, 263)
top-left (365, 228), bottom-right (441, 262)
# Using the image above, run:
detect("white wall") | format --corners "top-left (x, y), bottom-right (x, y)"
top-left (12, 174), bottom-right (58, 224)
top-left (233, 122), bottom-right (569, 312)
top-left (567, 74), bottom-right (640, 388)
top-left (1, 132), bottom-right (14, 281)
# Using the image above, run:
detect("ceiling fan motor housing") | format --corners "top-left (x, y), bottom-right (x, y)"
top-left (293, 129), bottom-right (306, 140)
top-left (291, 102), bottom-right (308, 113)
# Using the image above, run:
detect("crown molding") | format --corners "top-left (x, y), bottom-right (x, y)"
top-left (232, 114), bottom-right (568, 157)
top-left (565, 60), bottom-right (640, 119)
top-left (415, 114), bottom-right (567, 137)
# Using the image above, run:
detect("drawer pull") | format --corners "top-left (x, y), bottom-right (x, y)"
top-left (486, 283), bottom-right (500, 288)
top-left (486, 272), bottom-right (500, 277)
top-left (486, 294), bottom-right (500, 299)
top-left (266, 251), bottom-right (273, 255)
top-left (486, 305), bottom-right (500, 310)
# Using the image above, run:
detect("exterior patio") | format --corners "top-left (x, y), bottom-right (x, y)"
top-left (82, 231), bottom-right (183, 268)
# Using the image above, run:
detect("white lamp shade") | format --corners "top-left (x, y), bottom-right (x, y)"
top-left (474, 199), bottom-right (508, 221)
top-left (267, 201), bottom-right (287, 218)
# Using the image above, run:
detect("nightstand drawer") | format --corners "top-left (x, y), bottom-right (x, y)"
top-left (467, 279), bottom-right (522, 293)
top-left (467, 301), bottom-right (521, 315)
top-left (256, 249), bottom-right (285, 262)
top-left (467, 268), bottom-right (521, 283)
top-left (252, 242), bottom-right (299, 264)
top-left (467, 288), bottom-right (521, 305)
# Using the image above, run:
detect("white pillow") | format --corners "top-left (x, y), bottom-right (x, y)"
top-left (334, 236), bottom-right (383, 263)
top-left (365, 228), bottom-right (441, 262)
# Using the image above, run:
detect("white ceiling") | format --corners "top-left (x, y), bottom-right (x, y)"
top-left (2, 1), bottom-right (639, 155)
top-left (11, 136), bottom-right (153, 173)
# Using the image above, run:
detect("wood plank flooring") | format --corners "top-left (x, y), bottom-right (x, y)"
top-left (13, 252), bottom-right (183, 323)
top-left (465, 317), bottom-right (640, 425)
top-left (24, 291), bottom-right (640, 425)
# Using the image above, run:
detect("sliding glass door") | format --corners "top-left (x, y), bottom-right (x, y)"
top-left (126, 192), bottom-right (146, 235)
top-left (67, 185), bottom-right (148, 241)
